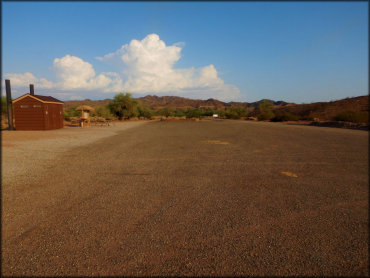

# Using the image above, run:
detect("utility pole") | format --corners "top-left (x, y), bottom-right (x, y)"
top-left (5, 79), bottom-right (14, 130)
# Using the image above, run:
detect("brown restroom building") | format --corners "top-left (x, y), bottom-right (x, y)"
top-left (12, 93), bottom-right (64, 130)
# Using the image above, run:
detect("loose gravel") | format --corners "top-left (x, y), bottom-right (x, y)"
top-left (2, 120), bottom-right (368, 276)
top-left (2, 121), bottom-right (149, 183)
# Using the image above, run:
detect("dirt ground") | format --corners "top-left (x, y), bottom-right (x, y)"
top-left (2, 121), bottom-right (151, 181)
top-left (2, 120), bottom-right (368, 276)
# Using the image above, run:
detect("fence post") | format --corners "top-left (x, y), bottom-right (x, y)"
top-left (5, 79), bottom-right (14, 130)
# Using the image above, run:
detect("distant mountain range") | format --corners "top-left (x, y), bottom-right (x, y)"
top-left (63, 95), bottom-right (368, 121)
top-left (136, 95), bottom-right (294, 111)
top-left (63, 95), bottom-right (294, 111)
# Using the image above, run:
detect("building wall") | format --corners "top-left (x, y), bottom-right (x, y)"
top-left (13, 96), bottom-right (64, 130)
top-left (13, 97), bottom-right (46, 130)
top-left (45, 103), bottom-right (63, 130)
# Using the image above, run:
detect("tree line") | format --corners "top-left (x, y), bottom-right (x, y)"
top-left (63, 93), bottom-right (251, 121)
top-left (60, 94), bottom-right (369, 124)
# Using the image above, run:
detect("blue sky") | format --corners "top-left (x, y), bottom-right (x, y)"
top-left (2, 1), bottom-right (368, 103)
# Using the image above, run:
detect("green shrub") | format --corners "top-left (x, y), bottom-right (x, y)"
top-left (91, 106), bottom-right (115, 119)
top-left (225, 107), bottom-right (248, 119)
top-left (185, 108), bottom-right (201, 119)
top-left (172, 109), bottom-right (185, 117)
top-left (63, 105), bottom-right (81, 121)
top-left (157, 107), bottom-right (173, 118)
top-left (256, 100), bottom-right (274, 121)
top-left (334, 111), bottom-right (369, 123)
top-left (108, 93), bottom-right (138, 120)
top-left (214, 110), bottom-right (226, 118)
top-left (299, 114), bottom-right (315, 121)
top-left (257, 110), bottom-right (275, 121)
top-left (137, 102), bottom-right (153, 119)
top-left (201, 108), bottom-right (215, 117)
top-left (271, 111), bottom-right (299, 122)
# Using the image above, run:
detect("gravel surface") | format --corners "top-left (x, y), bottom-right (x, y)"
top-left (2, 121), bottom-right (149, 182)
top-left (2, 120), bottom-right (368, 276)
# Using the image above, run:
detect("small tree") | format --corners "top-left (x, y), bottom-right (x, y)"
top-left (157, 107), bottom-right (173, 118)
top-left (201, 108), bottom-right (214, 117)
top-left (108, 93), bottom-right (138, 120)
top-left (334, 111), bottom-right (369, 123)
top-left (137, 101), bottom-right (153, 119)
top-left (225, 106), bottom-right (248, 119)
top-left (257, 100), bottom-right (274, 121)
top-left (185, 108), bottom-right (201, 119)
top-left (271, 111), bottom-right (298, 122)
top-left (172, 109), bottom-right (185, 117)
top-left (214, 109), bottom-right (226, 118)
top-left (92, 105), bottom-right (114, 119)
top-left (63, 105), bottom-right (81, 121)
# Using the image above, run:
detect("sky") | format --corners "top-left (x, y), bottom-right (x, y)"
top-left (2, 1), bottom-right (368, 103)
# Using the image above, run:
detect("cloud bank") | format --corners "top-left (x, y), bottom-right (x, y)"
top-left (4, 34), bottom-right (241, 101)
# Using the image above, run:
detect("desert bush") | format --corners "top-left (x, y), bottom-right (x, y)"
top-left (225, 107), bottom-right (248, 119)
top-left (271, 111), bottom-right (299, 122)
top-left (256, 100), bottom-right (274, 121)
top-left (225, 109), bottom-right (240, 119)
top-left (299, 114), bottom-right (315, 121)
top-left (156, 107), bottom-right (173, 118)
top-left (185, 108), bottom-right (201, 119)
top-left (172, 109), bottom-right (185, 117)
top-left (90, 105), bottom-right (114, 119)
top-left (333, 111), bottom-right (369, 123)
top-left (200, 108), bottom-right (215, 117)
top-left (257, 110), bottom-right (275, 121)
top-left (63, 105), bottom-right (81, 121)
top-left (137, 102), bottom-right (153, 119)
top-left (214, 110), bottom-right (226, 118)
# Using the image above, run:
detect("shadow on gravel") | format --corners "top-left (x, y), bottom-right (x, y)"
top-left (308, 121), bottom-right (369, 131)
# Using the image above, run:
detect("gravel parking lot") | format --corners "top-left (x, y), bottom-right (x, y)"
top-left (2, 121), bottom-right (149, 181)
top-left (2, 120), bottom-right (368, 276)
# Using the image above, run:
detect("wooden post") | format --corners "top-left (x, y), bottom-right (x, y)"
top-left (29, 84), bottom-right (34, 95)
top-left (5, 80), bottom-right (14, 130)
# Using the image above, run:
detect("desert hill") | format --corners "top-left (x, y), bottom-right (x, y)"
top-left (63, 99), bottom-right (112, 110)
top-left (271, 95), bottom-right (368, 120)
top-left (63, 94), bottom-right (368, 121)
top-left (137, 95), bottom-right (228, 110)
top-left (63, 95), bottom-right (294, 112)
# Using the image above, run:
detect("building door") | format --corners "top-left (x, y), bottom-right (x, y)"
top-left (44, 105), bottom-right (49, 129)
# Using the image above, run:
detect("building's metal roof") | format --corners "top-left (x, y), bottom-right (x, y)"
top-left (12, 94), bottom-right (64, 104)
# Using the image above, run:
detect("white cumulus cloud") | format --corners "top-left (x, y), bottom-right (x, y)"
top-left (4, 55), bottom-right (124, 98)
top-left (5, 34), bottom-right (242, 101)
top-left (97, 33), bottom-right (241, 101)
top-left (4, 72), bottom-right (54, 89)
top-left (53, 55), bottom-right (123, 93)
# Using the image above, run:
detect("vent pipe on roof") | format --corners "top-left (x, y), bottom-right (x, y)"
top-left (30, 84), bottom-right (34, 95)
top-left (5, 80), bottom-right (15, 130)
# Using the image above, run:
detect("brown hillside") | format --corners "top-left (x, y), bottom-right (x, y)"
top-left (137, 95), bottom-right (227, 110)
top-left (136, 96), bottom-right (292, 111)
top-left (62, 95), bottom-right (368, 122)
top-left (273, 96), bottom-right (368, 120)
top-left (63, 99), bottom-right (111, 110)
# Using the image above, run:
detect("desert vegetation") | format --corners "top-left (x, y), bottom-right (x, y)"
top-left (1, 96), bottom-right (14, 128)
top-left (3, 93), bottom-right (368, 127)
top-left (62, 93), bottom-right (369, 126)
top-left (333, 111), bottom-right (369, 123)
top-left (2, 96), bottom-right (8, 115)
